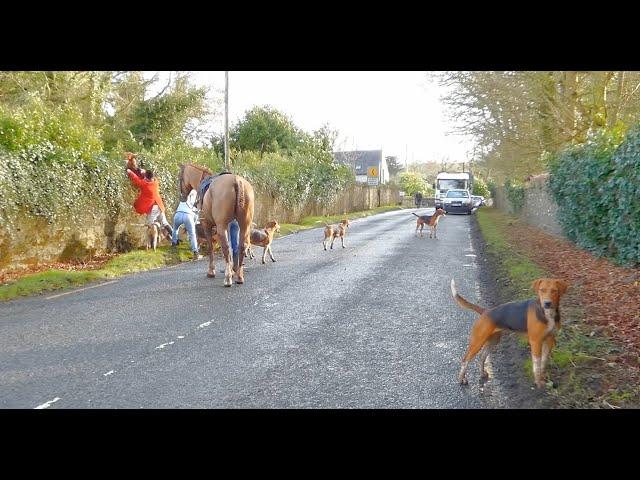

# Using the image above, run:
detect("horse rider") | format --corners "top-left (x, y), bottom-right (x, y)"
top-left (125, 157), bottom-right (173, 241)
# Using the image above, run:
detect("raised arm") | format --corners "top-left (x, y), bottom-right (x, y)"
top-left (127, 169), bottom-right (145, 187)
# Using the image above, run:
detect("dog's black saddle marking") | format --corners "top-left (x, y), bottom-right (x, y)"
top-left (486, 299), bottom-right (547, 332)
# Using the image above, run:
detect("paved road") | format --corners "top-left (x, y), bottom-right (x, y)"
top-left (0, 209), bottom-right (512, 408)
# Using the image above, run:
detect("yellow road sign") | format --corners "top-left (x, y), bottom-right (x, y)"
top-left (367, 166), bottom-right (378, 177)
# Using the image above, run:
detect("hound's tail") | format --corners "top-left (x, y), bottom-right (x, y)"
top-left (450, 279), bottom-right (486, 315)
top-left (411, 213), bottom-right (420, 217)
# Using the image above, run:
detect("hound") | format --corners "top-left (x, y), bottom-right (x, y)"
top-left (451, 278), bottom-right (568, 388)
top-left (323, 219), bottom-right (350, 250)
top-left (412, 209), bottom-right (446, 238)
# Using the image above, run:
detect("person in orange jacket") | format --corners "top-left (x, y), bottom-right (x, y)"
top-left (126, 162), bottom-right (173, 240)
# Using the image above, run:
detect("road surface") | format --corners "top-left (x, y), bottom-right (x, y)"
top-left (0, 209), bottom-right (514, 408)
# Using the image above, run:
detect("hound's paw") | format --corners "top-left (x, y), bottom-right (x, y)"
top-left (459, 377), bottom-right (469, 386)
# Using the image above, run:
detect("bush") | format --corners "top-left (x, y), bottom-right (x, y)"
top-left (472, 177), bottom-right (490, 197)
top-left (233, 150), bottom-right (353, 209)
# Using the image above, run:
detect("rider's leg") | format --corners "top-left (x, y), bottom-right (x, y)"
top-left (229, 219), bottom-right (240, 270)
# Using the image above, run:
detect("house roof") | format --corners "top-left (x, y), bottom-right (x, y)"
top-left (333, 150), bottom-right (383, 175)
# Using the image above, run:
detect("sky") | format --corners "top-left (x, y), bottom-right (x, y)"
top-left (147, 71), bottom-right (475, 165)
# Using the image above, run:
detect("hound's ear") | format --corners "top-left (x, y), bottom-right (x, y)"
top-left (531, 279), bottom-right (542, 293)
top-left (557, 280), bottom-right (568, 295)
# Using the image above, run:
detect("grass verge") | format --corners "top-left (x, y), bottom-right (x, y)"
top-left (476, 207), bottom-right (638, 408)
top-left (0, 246), bottom-right (194, 302)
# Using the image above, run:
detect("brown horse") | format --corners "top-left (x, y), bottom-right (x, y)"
top-left (199, 173), bottom-right (255, 287)
top-left (178, 163), bottom-right (214, 204)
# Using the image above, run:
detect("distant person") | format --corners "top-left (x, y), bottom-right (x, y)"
top-left (172, 190), bottom-right (202, 260)
top-left (126, 162), bottom-right (173, 241)
top-left (414, 192), bottom-right (423, 208)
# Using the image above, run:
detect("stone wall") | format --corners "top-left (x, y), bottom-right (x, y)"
top-left (492, 174), bottom-right (564, 237)
top-left (1, 183), bottom-right (400, 269)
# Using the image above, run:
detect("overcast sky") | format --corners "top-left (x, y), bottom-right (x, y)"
top-left (148, 71), bottom-right (474, 165)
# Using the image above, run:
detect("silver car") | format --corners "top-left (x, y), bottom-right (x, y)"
top-left (443, 189), bottom-right (473, 214)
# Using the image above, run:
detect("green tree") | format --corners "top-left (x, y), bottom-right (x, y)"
top-left (433, 71), bottom-right (640, 182)
top-left (229, 106), bottom-right (305, 157)
top-left (398, 172), bottom-right (427, 196)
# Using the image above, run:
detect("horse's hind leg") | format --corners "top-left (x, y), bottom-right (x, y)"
top-left (216, 223), bottom-right (233, 287)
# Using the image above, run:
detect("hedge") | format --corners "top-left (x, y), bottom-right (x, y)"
top-left (549, 129), bottom-right (639, 267)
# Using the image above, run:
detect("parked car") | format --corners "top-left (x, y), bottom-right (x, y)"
top-left (443, 189), bottom-right (473, 214)
top-left (471, 195), bottom-right (485, 208)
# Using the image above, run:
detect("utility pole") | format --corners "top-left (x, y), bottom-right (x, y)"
top-left (224, 71), bottom-right (230, 171)
top-left (405, 144), bottom-right (408, 172)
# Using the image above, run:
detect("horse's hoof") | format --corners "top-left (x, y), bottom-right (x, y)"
top-left (224, 283), bottom-right (232, 288)
top-left (207, 273), bottom-right (216, 278)
top-left (235, 280), bottom-right (244, 284)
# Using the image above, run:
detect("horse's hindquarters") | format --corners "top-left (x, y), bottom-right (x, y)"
top-left (201, 174), bottom-right (255, 286)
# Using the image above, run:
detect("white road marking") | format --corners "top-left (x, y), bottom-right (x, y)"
top-left (177, 335), bottom-right (185, 339)
top-left (45, 280), bottom-right (118, 300)
top-left (197, 321), bottom-right (212, 329)
top-left (155, 341), bottom-right (175, 350)
top-left (35, 397), bottom-right (61, 409)
top-left (103, 370), bottom-right (115, 376)
top-left (463, 264), bottom-right (474, 267)
top-left (465, 254), bottom-right (476, 257)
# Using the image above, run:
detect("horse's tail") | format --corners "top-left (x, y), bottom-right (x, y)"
top-left (235, 176), bottom-right (245, 218)
top-left (178, 164), bottom-right (186, 201)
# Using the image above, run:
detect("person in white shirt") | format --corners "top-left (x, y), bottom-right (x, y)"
top-left (171, 190), bottom-right (202, 260)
